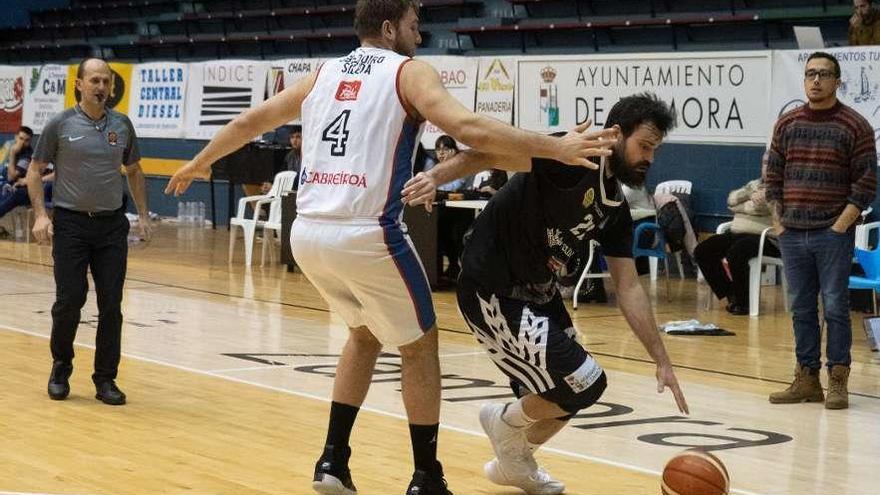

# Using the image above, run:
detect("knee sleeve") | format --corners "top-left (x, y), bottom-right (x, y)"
top-left (554, 371), bottom-right (607, 415)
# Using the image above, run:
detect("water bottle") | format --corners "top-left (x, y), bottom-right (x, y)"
top-left (177, 201), bottom-right (185, 224)
top-left (197, 202), bottom-right (205, 227)
top-left (186, 201), bottom-right (195, 226)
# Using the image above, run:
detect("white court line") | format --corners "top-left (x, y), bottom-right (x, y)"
top-left (0, 324), bottom-right (764, 495)
top-left (208, 351), bottom-right (487, 373)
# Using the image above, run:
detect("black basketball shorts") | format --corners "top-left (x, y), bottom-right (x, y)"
top-left (456, 279), bottom-right (605, 408)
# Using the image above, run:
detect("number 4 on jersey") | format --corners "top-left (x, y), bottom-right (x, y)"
top-left (322, 110), bottom-right (351, 156)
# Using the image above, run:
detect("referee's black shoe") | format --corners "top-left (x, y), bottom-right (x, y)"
top-left (312, 445), bottom-right (357, 495)
top-left (95, 381), bottom-right (126, 405)
top-left (47, 361), bottom-right (72, 400)
top-left (406, 461), bottom-right (453, 495)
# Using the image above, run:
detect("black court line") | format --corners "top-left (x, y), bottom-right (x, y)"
top-left (4, 254), bottom-right (879, 401)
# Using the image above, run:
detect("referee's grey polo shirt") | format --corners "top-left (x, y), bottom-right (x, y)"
top-left (33, 105), bottom-right (141, 213)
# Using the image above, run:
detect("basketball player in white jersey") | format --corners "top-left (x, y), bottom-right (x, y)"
top-left (166, 2), bottom-right (616, 493)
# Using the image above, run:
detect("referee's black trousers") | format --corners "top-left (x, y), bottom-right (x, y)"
top-left (50, 207), bottom-right (129, 385)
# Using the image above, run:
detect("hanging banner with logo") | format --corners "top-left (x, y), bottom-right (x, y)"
top-left (771, 47), bottom-right (880, 155)
top-left (64, 62), bottom-right (134, 115)
top-left (264, 58), bottom-right (323, 125)
top-left (0, 66), bottom-right (26, 133)
top-left (184, 59), bottom-right (268, 140)
top-left (418, 56), bottom-right (479, 148)
top-left (516, 52), bottom-right (772, 144)
top-left (22, 64), bottom-right (67, 134)
top-left (476, 57), bottom-right (516, 125)
top-left (127, 62), bottom-right (188, 138)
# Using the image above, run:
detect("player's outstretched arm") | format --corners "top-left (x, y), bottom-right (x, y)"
top-left (399, 60), bottom-right (615, 168)
top-left (606, 256), bottom-right (690, 415)
top-left (165, 71), bottom-right (319, 196)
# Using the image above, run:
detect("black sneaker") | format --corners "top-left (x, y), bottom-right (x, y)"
top-left (406, 461), bottom-right (453, 495)
top-left (95, 380), bottom-right (126, 405)
top-left (48, 361), bottom-right (72, 400)
top-left (312, 445), bottom-right (356, 495)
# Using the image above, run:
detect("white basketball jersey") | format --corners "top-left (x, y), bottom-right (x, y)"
top-left (298, 47), bottom-right (424, 223)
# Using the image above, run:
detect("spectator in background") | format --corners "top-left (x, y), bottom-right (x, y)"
top-left (4, 126), bottom-right (34, 184)
top-left (471, 168), bottom-right (508, 196)
top-left (765, 52), bottom-right (877, 410)
top-left (432, 135), bottom-right (471, 284)
top-left (694, 163), bottom-right (777, 316)
top-left (849, 0), bottom-right (880, 45)
top-left (261, 126), bottom-right (302, 194)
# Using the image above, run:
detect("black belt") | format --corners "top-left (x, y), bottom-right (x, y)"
top-left (56, 206), bottom-right (123, 218)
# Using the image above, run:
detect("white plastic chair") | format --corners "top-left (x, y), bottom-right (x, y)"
top-left (712, 222), bottom-right (786, 316)
top-left (855, 220), bottom-right (880, 250)
top-left (228, 171), bottom-right (297, 266)
top-left (258, 172), bottom-right (299, 266)
top-left (748, 227), bottom-right (787, 316)
top-left (654, 180), bottom-right (692, 278)
top-left (572, 240), bottom-right (612, 309)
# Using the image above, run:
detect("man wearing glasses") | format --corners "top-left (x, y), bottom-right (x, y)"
top-left (765, 52), bottom-right (876, 410)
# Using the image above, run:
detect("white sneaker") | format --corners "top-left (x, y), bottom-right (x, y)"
top-left (479, 403), bottom-right (530, 464)
top-left (485, 458), bottom-right (566, 495)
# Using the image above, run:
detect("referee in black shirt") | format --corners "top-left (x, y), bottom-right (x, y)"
top-left (26, 58), bottom-right (152, 406)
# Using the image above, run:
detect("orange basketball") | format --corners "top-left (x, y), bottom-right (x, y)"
top-left (661, 449), bottom-right (730, 495)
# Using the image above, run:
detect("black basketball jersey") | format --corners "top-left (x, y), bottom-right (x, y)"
top-left (460, 154), bottom-right (634, 304)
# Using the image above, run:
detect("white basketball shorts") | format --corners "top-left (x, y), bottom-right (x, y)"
top-left (291, 216), bottom-right (436, 347)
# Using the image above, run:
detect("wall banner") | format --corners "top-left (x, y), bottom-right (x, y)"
top-left (475, 57), bottom-right (516, 125)
top-left (418, 56), bottom-right (479, 149)
top-left (516, 52), bottom-right (773, 144)
top-left (184, 60), bottom-right (268, 140)
top-left (22, 64), bottom-right (66, 134)
top-left (128, 62), bottom-right (188, 138)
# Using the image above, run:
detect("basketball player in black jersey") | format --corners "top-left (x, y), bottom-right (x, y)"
top-left (403, 93), bottom-right (689, 495)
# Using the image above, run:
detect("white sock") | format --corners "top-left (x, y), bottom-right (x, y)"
top-left (501, 400), bottom-right (536, 428)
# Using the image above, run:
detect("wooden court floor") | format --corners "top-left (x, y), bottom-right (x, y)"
top-left (0, 225), bottom-right (878, 495)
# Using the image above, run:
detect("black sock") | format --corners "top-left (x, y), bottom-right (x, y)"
top-left (409, 423), bottom-right (439, 473)
top-left (325, 402), bottom-right (359, 455)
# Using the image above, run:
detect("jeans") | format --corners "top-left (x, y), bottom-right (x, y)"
top-left (50, 207), bottom-right (129, 384)
top-left (778, 227), bottom-right (854, 370)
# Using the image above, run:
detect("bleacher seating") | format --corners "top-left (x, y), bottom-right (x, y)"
top-left (0, 0), bottom-right (856, 63)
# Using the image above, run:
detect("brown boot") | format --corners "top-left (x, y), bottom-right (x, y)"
top-left (769, 364), bottom-right (824, 404)
top-left (825, 365), bottom-right (850, 410)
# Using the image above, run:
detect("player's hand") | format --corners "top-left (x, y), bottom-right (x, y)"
top-left (555, 121), bottom-right (619, 169)
top-left (32, 214), bottom-right (53, 244)
top-left (138, 214), bottom-right (153, 242)
top-left (401, 171), bottom-right (437, 212)
top-left (165, 161), bottom-right (211, 196)
top-left (657, 363), bottom-right (689, 415)
top-left (851, 13), bottom-right (861, 28)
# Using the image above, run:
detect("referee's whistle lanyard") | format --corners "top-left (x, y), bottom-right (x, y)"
top-left (74, 104), bottom-right (109, 133)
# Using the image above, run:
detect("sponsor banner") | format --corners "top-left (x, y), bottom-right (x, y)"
top-left (64, 62), bottom-right (134, 115)
top-left (476, 57), bottom-right (516, 125)
top-left (516, 52), bottom-right (772, 144)
top-left (265, 58), bottom-right (323, 125)
top-left (128, 62), bottom-right (188, 138)
top-left (184, 60), bottom-right (269, 140)
top-left (772, 47), bottom-right (880, 156)
top-left (0, 65), bottom-right (26, 133)
top-left (418, 56), bottom-right (479, 148)
top-left (22, 64), bottom-right (67, 133)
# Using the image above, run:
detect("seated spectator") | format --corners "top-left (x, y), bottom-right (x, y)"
top-left (849, 0), bottom-right (880, 46)
top-left (471, 168), bottom-right (508, 197)
top-left (694, 169), bottom-right (778, 315)
top-left (260, 126), bottom-right (302, 195)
